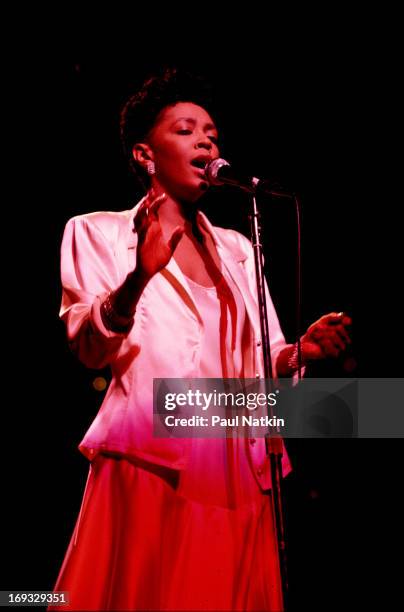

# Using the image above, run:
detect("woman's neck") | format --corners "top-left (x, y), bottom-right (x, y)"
top-left (153, 191), bottom-right (201, 239)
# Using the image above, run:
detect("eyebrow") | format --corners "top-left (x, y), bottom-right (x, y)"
top-left (171, 117), bottom-right (217, 131)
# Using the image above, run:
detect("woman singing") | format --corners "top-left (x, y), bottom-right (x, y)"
top-left (49, 68), bottom-right (351, 611)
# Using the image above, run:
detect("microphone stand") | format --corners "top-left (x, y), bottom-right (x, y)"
top-left (249, 185), bottom-right (290, 611)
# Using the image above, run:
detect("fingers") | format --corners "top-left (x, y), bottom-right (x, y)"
top-left (329, 332), bottom-right (346, 352)
top-left (336, 324), bottom-right (351, 345)
top-left (142, 191), bottom-right (167, 218)
top-left (310, 326), bottom-right (325, 341)
top-left (149, 192), bottom-right (167, 217)
top-left (168, 226), bottom-right (184, 252)
top-left (134, 199), bottom-right (149, 234)
top-left (320, 338), bottom-right (340, 358)
top-left (323, 312), bottom-right (344, 325)
top-left (134, 191), bottom-right (167, 234)
top-left (307, 330), bottom-right (345, 356)
top-left (323, 312), bottom-right (352, 327)
top-left (342, 315), bottom-right (352, 327)
top-left (324, 312), bottom-right (352, 346)
top-left (304, 311), bottom-right (353, 361)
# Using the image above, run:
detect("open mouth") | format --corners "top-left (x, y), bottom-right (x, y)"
top-left (190, 156), bottom-right (211, 171)
top-left (191, 159), bottom-right (207, 169)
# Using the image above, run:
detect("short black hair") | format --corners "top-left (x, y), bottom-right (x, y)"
top-left (120, 67), bottom-right (215, 187)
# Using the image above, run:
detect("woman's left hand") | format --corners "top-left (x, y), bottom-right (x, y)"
top-left (301, 312), bottom-right (352, 362)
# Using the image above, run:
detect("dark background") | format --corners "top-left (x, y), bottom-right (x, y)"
top-left (3, 15), bottom-right (401, 611)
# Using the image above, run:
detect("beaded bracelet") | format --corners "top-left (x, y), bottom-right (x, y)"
top-left (287, 341), bottom-right (303, 372)
top-left (101, 292), bottom-right (134, 333)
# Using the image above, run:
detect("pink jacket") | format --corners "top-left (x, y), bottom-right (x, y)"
top-left (60, 200), bottom-right (292, 490)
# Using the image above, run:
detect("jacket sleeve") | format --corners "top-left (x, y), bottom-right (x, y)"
top-left (59, 215), bottom-right (131, 369)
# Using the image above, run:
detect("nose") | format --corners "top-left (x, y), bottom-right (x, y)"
top-left (195, 134), bottom-right (212, 151)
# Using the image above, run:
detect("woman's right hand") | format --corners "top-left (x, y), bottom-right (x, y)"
top-left (133, 190), bottom-right (184, 282)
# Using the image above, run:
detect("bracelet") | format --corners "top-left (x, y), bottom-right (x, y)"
top-left (101, 292), bottom-right (134, 333)
top-left (287, 341), bottom-right (302, 372)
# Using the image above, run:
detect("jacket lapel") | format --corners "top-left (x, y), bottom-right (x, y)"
top-left (198, 212), bottom-right (261, 337)
top-left (162, 258), bottom-right (203, 325)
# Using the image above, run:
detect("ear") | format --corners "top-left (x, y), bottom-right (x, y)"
top-left (132, 143), bottom-right (155, 171)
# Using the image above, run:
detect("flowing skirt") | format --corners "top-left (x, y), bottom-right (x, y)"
top-left (49, 451), bottom-right (283, 611)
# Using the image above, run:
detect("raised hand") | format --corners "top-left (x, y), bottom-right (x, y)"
top-left (301, 312), bottom-right (352, 361)
top-left (134, 190), bottom-right (184, 281)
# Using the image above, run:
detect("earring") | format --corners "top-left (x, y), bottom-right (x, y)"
top-left (146, 161), bottom-right (155, 175)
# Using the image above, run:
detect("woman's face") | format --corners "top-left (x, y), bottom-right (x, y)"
top-left (147, 102), bottom-right (220, 202)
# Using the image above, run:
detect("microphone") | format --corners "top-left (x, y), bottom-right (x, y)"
top-left (204, 158), bottom-right (293, 198)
